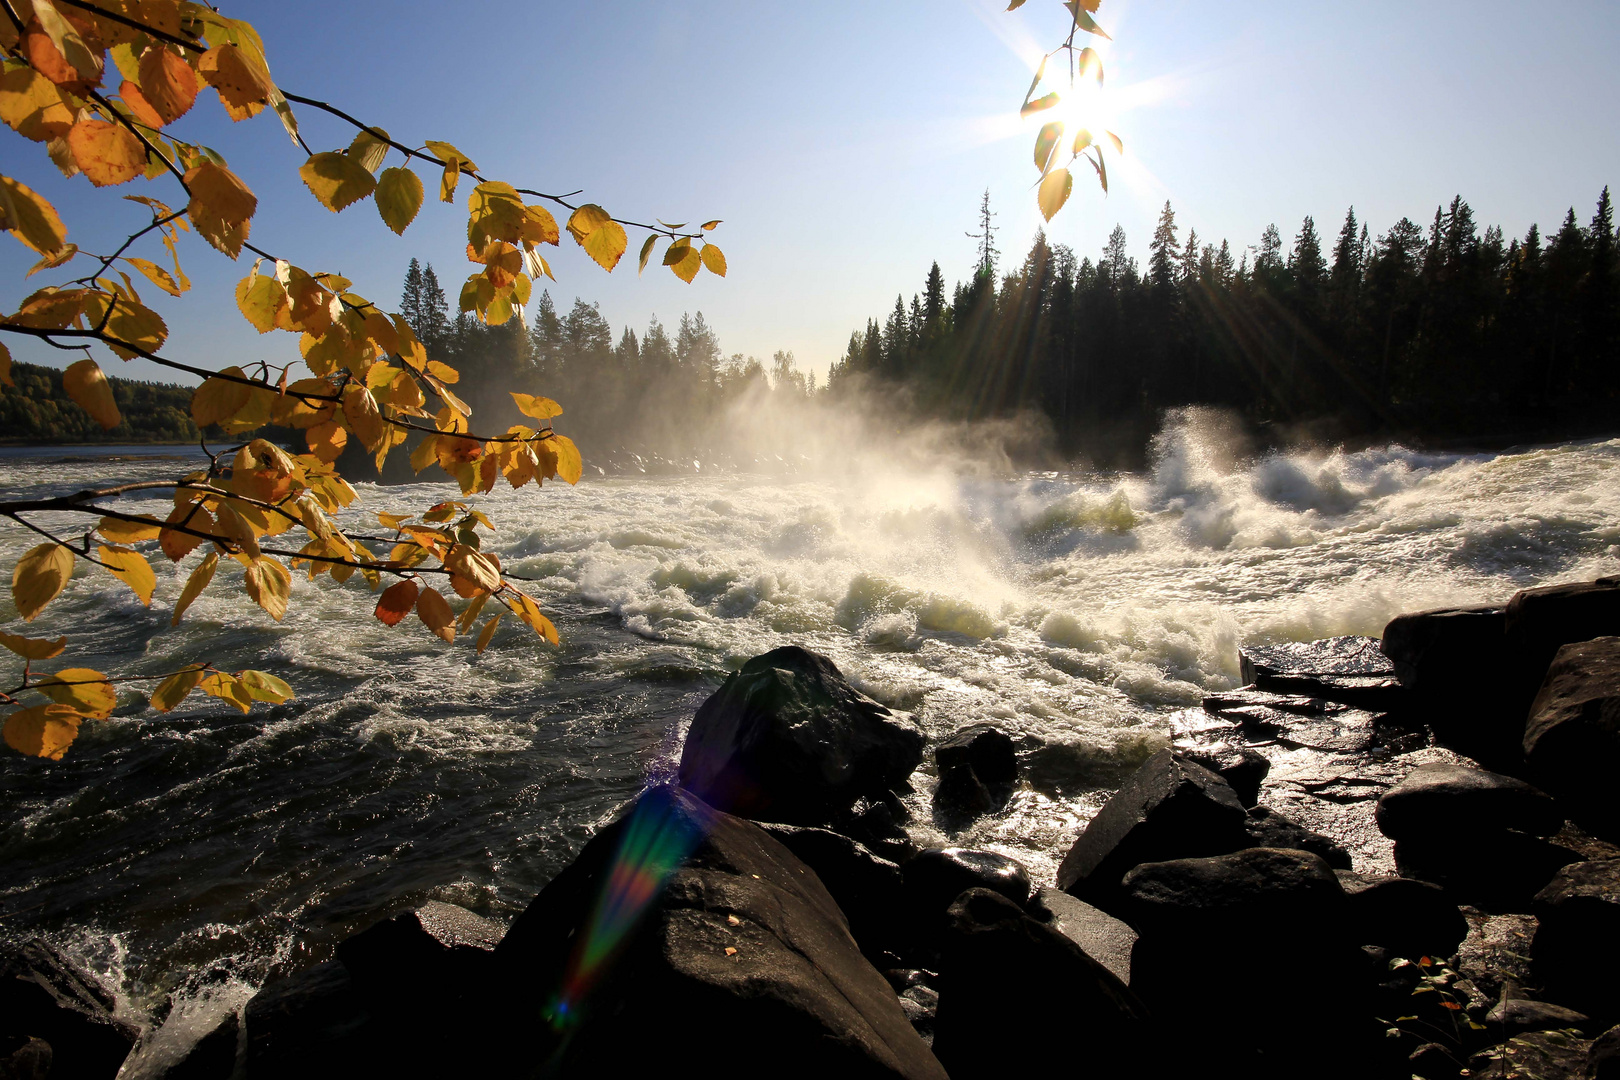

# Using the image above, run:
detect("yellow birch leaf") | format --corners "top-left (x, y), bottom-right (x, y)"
top-left (198, 670), bottom-right (252, 712)
top-left (13, 542), bottom-right (73, 622)
top-left (119, 79), bottom-right (164, 128)
top-left (35, 668), bottom-right (116, 719)
top-left (243, 555), bottom-right (290, 621)
top-left (66, 118), bottom-right (146, 187)
top-left (299, 151), bottom-right (376, 213)
top-left (700, 244), bottom-right (727, 277)
top-left (456, 593), bottom-right (489, 634)
top-left (149, 665), bottom-right (205, 711)
top-left (137, 44), bottom-right (199, 124)
top-left (638, 234), bottom-right (657, 275)
top-left (0, 630), bottom-right (66, 660)
top-left (98, 516), bottom-right (161, 543)
top-left (198, 43), bottom-right (268, 117)
top-left (347, 126), bottom-right (390, 173)
top-left (305, 418), bottom-right (347, 463)
top-left (701, 219), bottom-right (722, 231)
top-left (666, 243), bottom-right (701, 284)
top-left (185, 161), bottom-right (256, 258)
top-left (410, 435), bottom-right (441, 474)
top-left (239, 669), bottom-right (292, 703)
top-left (342, 383), bottom-right (386, 452)
top-left (582, 220), bottom-right (627, 272)
top-left (511, 393), bottom-right (563, 420)
top-left (98, 544), bottom-right (154, 605)
top-left (550, 434), bottom-right (583, 485)
top-left (4, 703), bottom-right (82, 759)
top-left (513, 591), bottom-right (560, 645)
top-left (0, 64), bottom-right (74, 142)
top-left (172, 549), bottom-right (218, 626)
top-left (475, 610), bottom-right (502, 655)
top-left (235, 273), bottom-right (288, 332)
top-left (375, 166), bottom-right (423, 236)
top-left (1, 174), bottom-right (69, 255)
top-left (565, 203), bottom-right (610, 244)
top-left (423, 141), bottom-right (474, 203)
top-left (63, 359), bottom-right (121, 430)
top-left (416, 585), bottom-right (454, 642)
top-left (192, 367), bottom-right (252, 427)
top-left (1038, 166), bottom-right (1073, 222)
top-left (125, 257), bottom-right (182, 297)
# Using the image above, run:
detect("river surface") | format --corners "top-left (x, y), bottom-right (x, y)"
top-left (2, 415), bottom-right (1618, 1072)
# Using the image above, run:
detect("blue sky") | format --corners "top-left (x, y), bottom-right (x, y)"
top-left (5, 0), bottom-right (1619, 384)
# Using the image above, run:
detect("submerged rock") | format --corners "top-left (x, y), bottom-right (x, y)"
top-left (678, 646), bottom-right (925, 827)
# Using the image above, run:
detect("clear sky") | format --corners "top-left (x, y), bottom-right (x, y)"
top-left (5, 0), bottom-right (1619, 385)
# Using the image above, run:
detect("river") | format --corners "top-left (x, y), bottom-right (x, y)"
top-left (2, 412), bottom-right (1617, 1073)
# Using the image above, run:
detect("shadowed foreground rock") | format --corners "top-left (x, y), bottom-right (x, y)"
top-left (678, 647), bottom-right (925, 828)
top-left (489, 785), bottom-right (946, 1080)
top-left (0, 940), bottom-right (137, 1080)
top-left (1523, 637), bottom-right (1620, 840)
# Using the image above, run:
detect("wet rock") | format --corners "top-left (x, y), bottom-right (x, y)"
top-left (1244, 805), bottom-right (1353, 869)
top-left (1203, 689), bottom-right (1382, 754)
top-left (831, 791), bottom-right (916, 864)
top-left (1590, 1025), bottom-right (1620, 1079)
top-left (931, 889), bottom-right (1153, 1080)
top-left (1377, 763), bottom-right (1565, 843)
top-left (678, 646), bottom-right (926, 826)
top-left (1028, 887), bottom-right (1136, 986)
top-left (1382, 604), bottom-right (1520, 769)
top-left (1533, 860), bottom-right (1620, 1023)
top-left (1056, 750), bottom-right (1248, 911)
top-left (491, 785), bottom-right (946, 1079)
top-left (244, 961), bottom-right (371, 1079)
top-left (1506, 579), bottom-right (1620, 701)
top-left (0, 939), bottom-right (137, 1080)
top-left (411, 900), bottom-right (505, 951)
top-left (1523, 638), bottom-right (1620, 841)
top-left (930, 764), bottom-right (992, 821)
top-left (1177, 742), bottom-right (1269, 807)
top-left (933, 724), bottom-right (1017, 788)
top-left (1242, 635), bottom-right (1397, 682)
top-left (164, 1010), bottom-right (239, 1080)
top-left (1336, 871), bottom-right (1467, 958)
top-left (1452, 910), bottom-right (1539, 1008)
top-left (1121, 846), bottom-right (1350, 941)
top-left (0, 1037), bottom-right (51, 1080)
top-left (1487, 997), bottom-right (1593, 1037)
top-left (1469, 1030), bottom-right (1593, 1079)
top-left (1409, 1041), bottom-right (1463, 1079)
top-left (757, 822), bottom-right (906, 961)
top-left (903, 848), bottom-right (1031, 919)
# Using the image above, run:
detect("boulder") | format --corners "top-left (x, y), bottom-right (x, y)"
top-left (1469, 1030), bottom-right (1593, 1080)
top-left (930, 889), bottom-right (1154, 1079)
top-left (1394, 830), bottom-right (1580, 913)
top-left (1202, 689), bottom-right (1382, 754)
top-left (0, 1037), bottom-right (51, 1080)
top-left (1590, 1024), bottom-right (1620, 1080)
top-left (1381, 604), bottom-right (1520, 768)
top-left (1056, 750), bottom-right (1249, 911)
top-left (490, 785), bottom-right (947, 1079)
top-left (1177, 743), bottom-right (1269, 807)
top-left (1335, 871), bottom-right (1467, 958)
top-left (1120, 846), bottom-right (1350, 941)
top-left (1376, 764), bottom-right (1564, 843)
top-left (1408, 1041), bottom-right (1464, 1079)
top-left (1240, 636), bottom-right (1407, 711)
top-left (1533, 859), bottom-right (1620, 1023)
top-left (933, 724), bottom-right (1017, 788)
top-left (1029, 887), bottom-right (1137, 986)
top-left (903, 848), bottom-right (1031, 919)
top-left (930, 764), bottom-right (992, 821)
top-left (1452, 911), bottom-right (1539, 1009)
top-left (0, 939), bottom-right (137, 1080)
top-left (1486, 997), bottom-right (1593, 1037)
top-left (757, 823), bottom-right (907, 962)
top-left (1244, 805), bottom-right (1353, 869)
top-left (830, 791), bottom-right (916, 864)
top-left (1523, 638), bottom-right (1620, 840)
top-left (243, 961), bottom-right (371, 1080)
top-left (1506, 579), bottom-right (1620, 696)
top-left (678, 646), bottom-right (926, 826)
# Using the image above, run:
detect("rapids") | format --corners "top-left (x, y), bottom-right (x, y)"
top-left (2, 412), bottom-right (1617, 1074)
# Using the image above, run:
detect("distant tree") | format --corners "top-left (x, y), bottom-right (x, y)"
top-left (1148, 201), bottom-right (1179, 294)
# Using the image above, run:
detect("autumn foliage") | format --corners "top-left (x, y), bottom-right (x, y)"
top-left (0, 0), bottom-right (724, 758)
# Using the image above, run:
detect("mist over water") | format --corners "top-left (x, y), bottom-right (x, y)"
top-left (2, 407), bottom-right (1618, 1070)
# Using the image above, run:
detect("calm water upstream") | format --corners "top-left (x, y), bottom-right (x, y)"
top-left (2, 415), bottom-right (1618, 1071)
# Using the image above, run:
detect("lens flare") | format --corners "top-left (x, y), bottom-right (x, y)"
top-left (545, 786), bottom-right (708, 1029)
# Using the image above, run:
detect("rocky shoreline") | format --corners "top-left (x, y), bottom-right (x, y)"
top-left (6, 579), bottom-right (1620, 1079)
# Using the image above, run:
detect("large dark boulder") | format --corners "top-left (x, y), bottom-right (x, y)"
top-left (1394, 830), bottom-right (1580, 914)
top-left (757, 823), bottom-right (907, 963)
top-left (1334, 871), bottom-right (1467, 959)
top-left (1506, 579), bottom-right (1620, 697)
top-left (678, 646), bottom-right (925, 826)
top-left (1376, 763), bottom-right (1564, 843)
top-left (933, 724), bottom-right (1017, 788)
top-left (0, 939), bottom-right (137, 1080)
top-left (1056, 750), bottom-right (1248, 911)
top-left (1244, 805), bottom-right (1353, 869)
top-left (930, 889), bottom-right (1154, 1079)
top-left (1120, 846), bottom-right (1350, 940)
top-left (1029, 887), bottom-right (1137, 986)
top-left (1468, 1030), bottom-right (1593, 1079)
top-left (1591, 1024), bottom-right (1620, 1080)
top-left (0, 1037), bottom-right (51, 1080)
top-left (930, 764), bottom-right (992, 822)
top-left (1178, 742), bottom-right (1269, 807)
top-left (1381, 604), bottom-right (1518, 767)
top-left (244, 961), bottom-right (370, 1080)
top-left (902, 848), bottom-right (1031, 922)
top-left (1524, 638), bottom-right (1620, 840)
top-left (490, 785), bottom-right (947, 1079)
top-left (1533, 859), bottom-right (1620, 1023)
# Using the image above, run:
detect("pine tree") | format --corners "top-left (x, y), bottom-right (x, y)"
top-left (1289, 215), bottom-right (1325, 300)
top-left (1255, 225), bottom-right (1283, 275)
top-left (1148, 201), bottom-right (1179, 293)
top-left (967, 189), bottom-right (1000, 278)
top-left (1102, 225), bottom-right (1134, 285)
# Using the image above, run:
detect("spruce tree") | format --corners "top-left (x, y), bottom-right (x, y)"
top-left (924, 262), bottom-right (947, 326)
top-left (400, 258), bottom-right (425, 334)
top-left (967, 190), bottom-right (999, 278)
top-left (1289, 215), bottom-right (1325, 300)
top-left (1148, 201), bottom-right (1179, 293)
top-left (419, 264), bottom-right (450, 347)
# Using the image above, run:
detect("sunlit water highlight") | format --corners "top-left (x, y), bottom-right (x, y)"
top-left (2, 417), bottom-right (1617, 1070)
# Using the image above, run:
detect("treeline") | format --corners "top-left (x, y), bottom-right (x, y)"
top-left (373, 260), bottom-right (815, 475)
top-left (828, 189), bottom-right (1620, 461)
top-left (0, 360), bottom-right (199, 444)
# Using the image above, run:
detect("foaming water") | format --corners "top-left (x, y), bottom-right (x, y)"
top-left (3, 415), bottom-right (1618, 1057)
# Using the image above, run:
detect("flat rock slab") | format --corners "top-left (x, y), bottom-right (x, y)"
top-left (1240, 636), bottom-right (1396, 681)
top-left (1030, 888), bottom-right (1137, 987)
top-left (1376, 763), bottom-right (1564, 843)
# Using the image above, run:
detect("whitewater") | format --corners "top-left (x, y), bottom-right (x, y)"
top-left (2, 411), bottom-right (1618, 1073)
